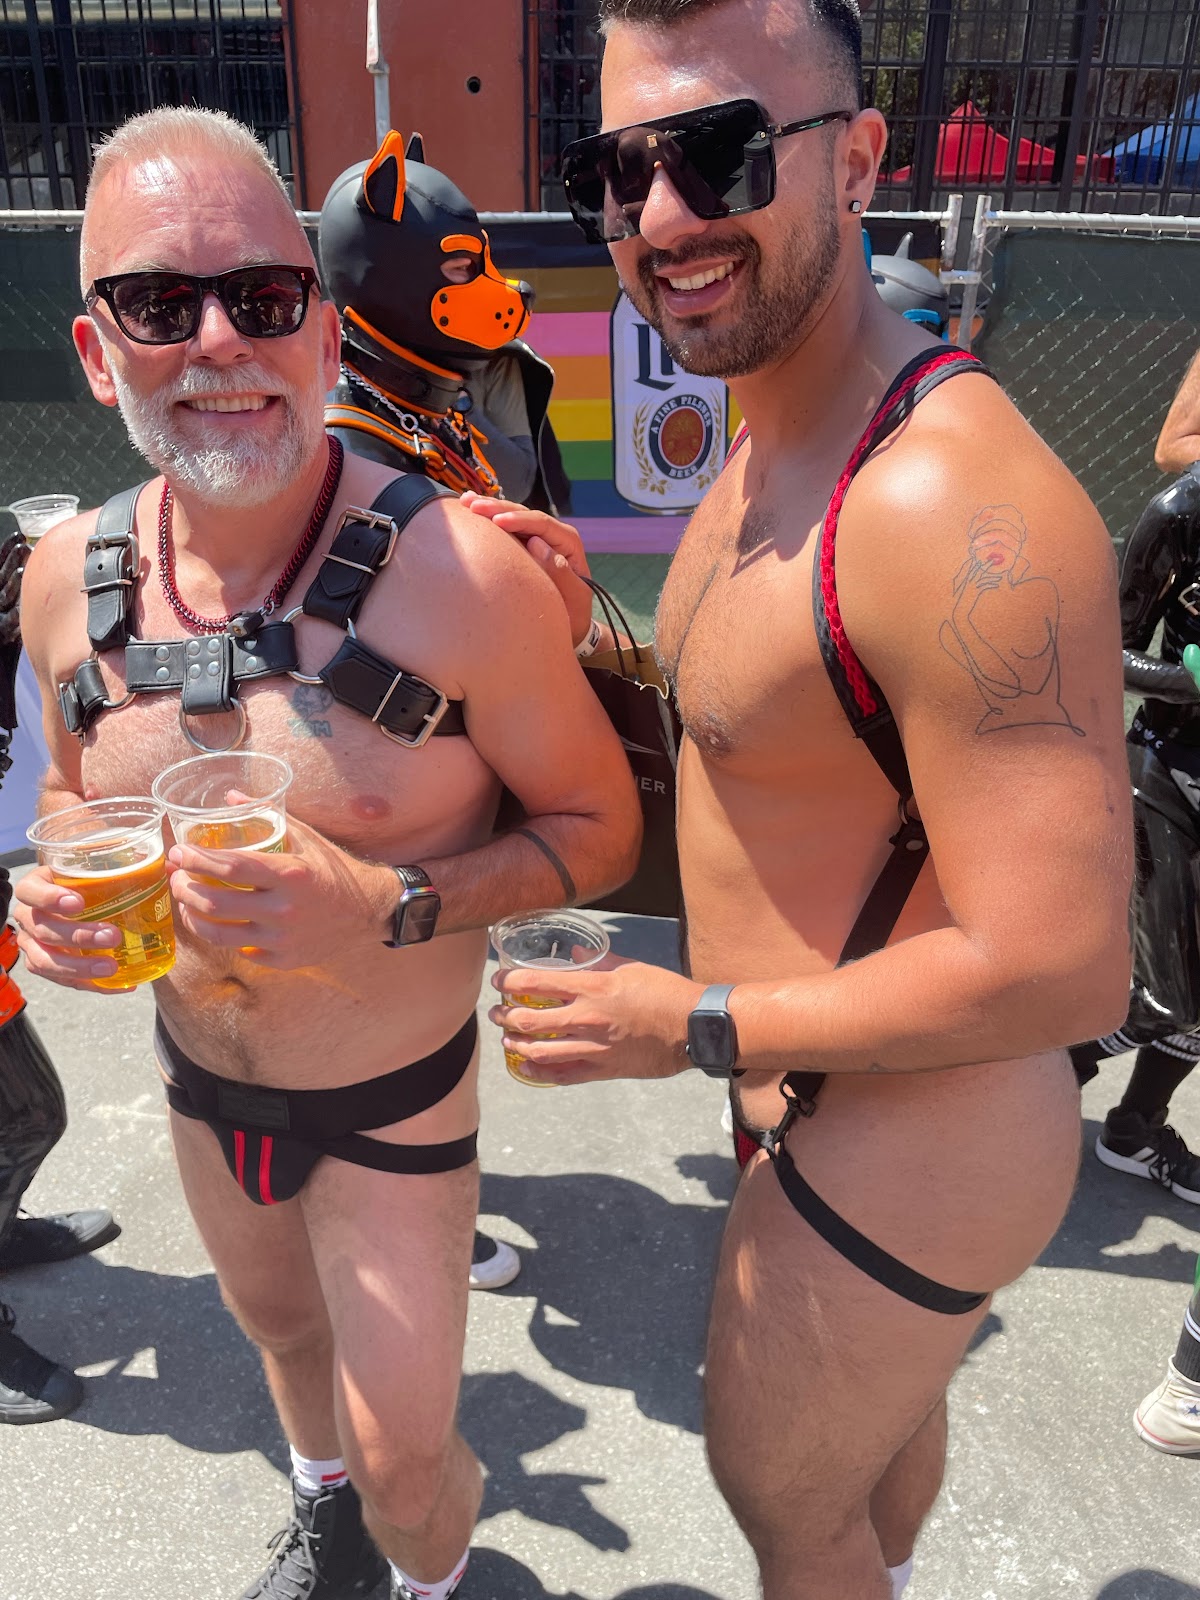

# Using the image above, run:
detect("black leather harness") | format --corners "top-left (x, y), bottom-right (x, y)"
top-left (59, 471), bottom-right (467, 753)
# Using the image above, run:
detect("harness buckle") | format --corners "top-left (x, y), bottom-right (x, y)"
top-left (376, 679), bottom-right (450, 748)
top-left (332, 506), bottom-right (400, 571)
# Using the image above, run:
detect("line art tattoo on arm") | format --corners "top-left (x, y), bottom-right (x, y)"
top-left (939, 505), bottom-right (1085, 736)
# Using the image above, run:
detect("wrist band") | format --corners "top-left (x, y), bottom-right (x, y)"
top-left (575, 618), bottom-right (603, 659)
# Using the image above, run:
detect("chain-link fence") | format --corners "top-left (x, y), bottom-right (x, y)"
top-left (4, 208), bottom-right (1199, 629)
top-left (959, 207), bottom-right (1200, 553)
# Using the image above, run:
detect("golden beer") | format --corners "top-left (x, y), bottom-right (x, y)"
top-left (178, 812), bottom-right (288, 855)
top-left (28, 802), bottom-right (176, 990)
top-left (503, 981), bottom-right (569, 1085)
top-left (490, 913), bottom-right (611, 1087)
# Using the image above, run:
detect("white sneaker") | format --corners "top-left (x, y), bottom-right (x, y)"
top-left (468, 1231), bottom-right (520, 1291)
top-left (1133, 1360), bottom-right (1200, 1454)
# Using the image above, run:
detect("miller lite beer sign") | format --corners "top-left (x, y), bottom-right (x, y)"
top-left (610, 291), bottom-right (727, 514)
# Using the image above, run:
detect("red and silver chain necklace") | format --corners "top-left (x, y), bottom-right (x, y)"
top-left (156, 434), bottom-right (345, 635)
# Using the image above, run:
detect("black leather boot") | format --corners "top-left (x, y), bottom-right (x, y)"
top-left (239, 1478), bottom-right (387, 1599)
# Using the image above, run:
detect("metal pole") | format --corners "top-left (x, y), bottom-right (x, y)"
top-left (955, 192), bottom-right (991, 351)
top-left (940, 193), bottom-right (963, 276)
top-left (910, 0), bottom-right (952, 212)
top-left (1054, 0), bottom-right (1103, 209)
top-left (366, 0), bottom-right (391, 146)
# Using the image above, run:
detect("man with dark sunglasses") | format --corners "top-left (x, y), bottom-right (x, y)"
top-left (12, 106), bottom-right (639, 1600)
top-left (480, 1), bottom-right (1132, 1595)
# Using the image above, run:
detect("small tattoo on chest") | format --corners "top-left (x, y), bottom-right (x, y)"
top-left (289, 683), bottom-right (334, 738)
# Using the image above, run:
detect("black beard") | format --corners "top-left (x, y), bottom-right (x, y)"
top-left (623, 206), bottom-right (842, 380)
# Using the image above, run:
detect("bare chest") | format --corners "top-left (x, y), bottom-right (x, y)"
top-left (58, 584), bottom-right (496, 860)
top-left (656, 481), bottom-right (849, 771)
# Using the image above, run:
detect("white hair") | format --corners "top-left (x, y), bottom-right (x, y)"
top-left (80, 107), bottom-right (293, 288)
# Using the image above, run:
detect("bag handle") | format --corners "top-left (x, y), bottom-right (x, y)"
top-left (579, 574), bottom-right (653, 684)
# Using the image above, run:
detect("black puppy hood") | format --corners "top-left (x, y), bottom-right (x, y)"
top-left (318, 130), bottom-right (531, 364)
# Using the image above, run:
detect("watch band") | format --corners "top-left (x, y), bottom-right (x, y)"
top-left (697, 982), bottom-right (735, 1012)
top-left (688, 982), bottom-right (738, 1078)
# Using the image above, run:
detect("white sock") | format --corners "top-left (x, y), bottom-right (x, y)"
top-left (289, 1445), bottom-right (349, 1496)
top-left (389, 1548), bottom-right (469, 1600)
top-left (889, 1557), bottom-right (914, 1597)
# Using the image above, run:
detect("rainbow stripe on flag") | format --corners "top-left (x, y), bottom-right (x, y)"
top-left (523, 263), bottom-right (738, 553)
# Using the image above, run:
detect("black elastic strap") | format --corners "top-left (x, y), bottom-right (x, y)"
top-left (837, 809), bottom-right (930, 966)
top-left (773, 1143), bottom-right (988, 1315)
top-left (321, 1130), bottom-right (478, 1174)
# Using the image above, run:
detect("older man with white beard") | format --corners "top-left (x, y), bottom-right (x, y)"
top-left (12, 108), bottom-right (639, 1600)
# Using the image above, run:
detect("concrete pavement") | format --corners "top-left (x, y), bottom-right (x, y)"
top-left (2, 889), bottom-right (1199, 1600)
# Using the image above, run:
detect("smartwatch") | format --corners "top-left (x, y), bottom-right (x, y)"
top-left (383, 865), bottom-right (441, 947)
top-left (686, 983), bottom-right (739, 1077)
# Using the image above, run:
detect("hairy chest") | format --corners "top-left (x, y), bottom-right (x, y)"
top-left (655, 481), bottom-right (848, 767)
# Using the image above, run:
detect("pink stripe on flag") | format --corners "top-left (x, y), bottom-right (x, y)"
top-left (527, 311), bottom-right (611, 359)
top-left (575, 516), bottom-right (688, 553)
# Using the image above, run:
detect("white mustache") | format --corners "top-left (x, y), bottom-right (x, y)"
top-left (168, 366), bottom-right (283, 403)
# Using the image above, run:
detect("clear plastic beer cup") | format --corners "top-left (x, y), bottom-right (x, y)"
top-left (152, 751), bottom-right (293, 869)
top-left (490, 910), bottom-right (609, 1086)
top-left (8, 494), bottom-right (79, 545)
top-left (27, 798), bottom-right (175, 989)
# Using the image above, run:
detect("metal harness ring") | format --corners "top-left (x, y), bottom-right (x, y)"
top-left (281, 604), bottom-right (356, 686)
top-left (178, 697), bottom-right (247, 753)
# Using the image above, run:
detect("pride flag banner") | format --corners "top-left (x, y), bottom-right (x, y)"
top-left (521, 262), bottom-right (735, 553)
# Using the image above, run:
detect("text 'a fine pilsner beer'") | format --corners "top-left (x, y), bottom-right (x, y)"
top-left (52, 832), bottom-right (175, 989)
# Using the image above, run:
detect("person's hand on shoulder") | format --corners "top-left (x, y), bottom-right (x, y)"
top-left (460, 493), bottom-right (594, 648)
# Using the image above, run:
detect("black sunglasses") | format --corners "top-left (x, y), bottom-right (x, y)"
top-left (561, 98), bottom-right (853, 245)
top-left (85, 264), bottom-right (319, 346)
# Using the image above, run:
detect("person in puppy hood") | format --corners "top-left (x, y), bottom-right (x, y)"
top-left (320, 131), bottom-right (559, 510)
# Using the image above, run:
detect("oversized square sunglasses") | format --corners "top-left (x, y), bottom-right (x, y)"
top-left (560, 97), bottom-right (853, 246)
top-left (85, 263), bottom-right (319, 346)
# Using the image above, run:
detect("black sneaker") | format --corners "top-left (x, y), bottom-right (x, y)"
top-left (467, 1231), bottom-right (520, 1292)
top-left (1096, 1109), bottom-right (1200, 1204)
top-left (0, 1209), bottom-right (120, 1271)
top-left (239, 1478), bottom-right (387, 1599)
top-left (0, 1302), bottom-right (84, 1424)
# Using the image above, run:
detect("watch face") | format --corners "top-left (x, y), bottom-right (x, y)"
top-left (401, 891), bottom-right (440, 944)
top-left (688, 1009), bottom-right (733, 1070)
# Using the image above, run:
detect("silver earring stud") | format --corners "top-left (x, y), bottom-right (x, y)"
top-left (849, 199), bottom-right (863, 214)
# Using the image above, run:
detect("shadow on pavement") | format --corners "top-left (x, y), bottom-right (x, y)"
top-left (1093, 1573), bottom-right (1200, 1598)
top-left (463, 1371), bottom-right (630, 1552)
top-left (479, 1168), bottom-right (722, 1435)
top-left (1038, 1121), bottom-right (1200, 1286)
top-left (467, 1548), bottom-right (721, 1600)
top-left (4, 1252), bottom-right (286, 1467)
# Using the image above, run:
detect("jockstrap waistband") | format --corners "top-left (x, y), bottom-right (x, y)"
top-left (155, 1012), bottom-right (480, 1204)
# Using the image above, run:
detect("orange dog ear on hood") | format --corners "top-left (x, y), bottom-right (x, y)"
top-left (360, 130), bottom-right (407, 222)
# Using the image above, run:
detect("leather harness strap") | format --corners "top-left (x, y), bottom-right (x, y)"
top-left (60, 466), bottom-right (467, 747)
